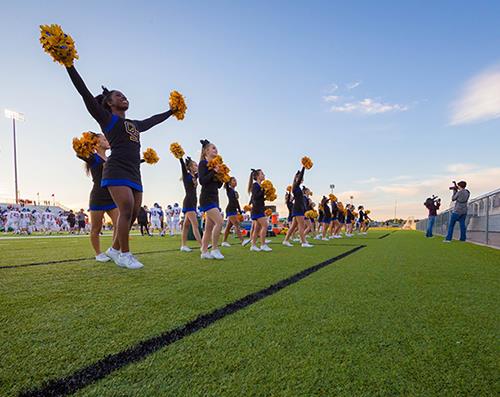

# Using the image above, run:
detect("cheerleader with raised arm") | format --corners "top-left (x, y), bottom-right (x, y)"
top-left (198, 140), bottom-right (225, 260)
top-left (282, 167), bottom-right (313, 248)
top-left (335, 202), bottom-right (346, 238)
top-left (41, 25), bottom-right (182, 269)
top-left (74, 132), bottom-right (118, 262)
top-left (221, 177), bottom-right (247, 247)
top-left (248, 169), bottom-right (272, 252)
top-left (345, 204), bottom-right (355, 237)
top-left (179, 156), bottom-right (202, 252)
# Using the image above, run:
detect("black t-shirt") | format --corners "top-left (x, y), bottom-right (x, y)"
top-left (251, 182), bottom-right (265, 216)
top-left (198, 160), bottom-right (222, 207)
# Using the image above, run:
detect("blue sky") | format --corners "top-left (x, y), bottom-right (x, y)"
top-left (1, 1), bottom-right (499, 219)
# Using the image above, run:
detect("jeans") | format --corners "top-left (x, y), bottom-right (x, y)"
top-left (426, 215), bottom-right (436, 237)
top-left (446, 212), bottom-right (467, 241)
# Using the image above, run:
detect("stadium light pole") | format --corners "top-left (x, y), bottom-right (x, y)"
top-left (4, 109), bottom-right (24, 205)
top-left (330, 184), bottom-right (335, 194)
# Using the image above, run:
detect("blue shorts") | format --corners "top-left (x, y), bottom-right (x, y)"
top-left (182, 207), bottom-right (196, 214)
top-left (200, 203), bottom-right (219, 212)
top-left (89, 203), bottom-right (117, 211)
top-left (292, 211), bottom-right (305, 217)
top-left (323, 218), bottom-right (332, 224)
top-left (251, 213), bottom-right (266, 221)
top-left (101, 178), bottom-right (143, 192)
top-left (226, 211), bottom-right (238, 217)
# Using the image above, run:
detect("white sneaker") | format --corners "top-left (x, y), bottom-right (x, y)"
top-left (282, 240), bottom-right (293, 247)
top-left (314, 235), bottom-right (322, 240)
top-left (301, 242), bottom-right (314, 248)
top-left (221, 242), bottom-right (231, 247)
top-left (201, 251), bottom-right (214, 259)
top-left (250, 245), bottom-right (261, 252)
top-left (443, 240), bottom-right (451, 243)
top-left (322, 237), bottom-right (329, 241)
top-left (180, 246), bottom-right (192, 252)
top-left (292, 238), bottom-right (300, 242)
top-left (211, 249), bottom-right (224, 260)
top-left (260, 244), bottom-right (272, 252)
top-left (105, 247), bottom-right (121, 265)
top-left (117, 252), bottom-right (144, 269)
top-left (241, 239), bottom-right (251, 247)
top-left (95, 253), bottom-right (111, 262)
top-left (265, 239), bottom-right (271, 244)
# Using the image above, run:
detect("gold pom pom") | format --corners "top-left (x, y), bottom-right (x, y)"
top-left (265, 208), bottom-right (273, 217)
top-left (208, 155), bottom-right (231, 183)
top-left (261, 180), bottom-right (277, 202)
top-left (169, 90), bottom-right (187, 120)
top-left (286, 185), bottom-right (292, 192)
top-left (169, 142), bottom-right (185, 159)
top-left (366, 210), bottom-right (371, 215)
top-left (329, 194), bottom-right (337, 202)
top-left (243, 204), bottom-right (252, 213)
top-left (143, 148), bottom-right (160, 164)
top-left (40, 24), bottom-right (79, 67)
top-left (301, 156), bottom-right (313, 170)
top-left (237, 214), bottom-right (244, 222)
top-left (72, 131), bottom-right (98, 158)
top-left (305, 209), bottom-right (319, 219)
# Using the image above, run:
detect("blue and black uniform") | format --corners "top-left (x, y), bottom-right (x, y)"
top-left (346, 208), bottom-right (354, 224)
top-left (323, 202), bottom-right (332, 223)
top-left (180, 158), bottom-right (197, 213)
top-left (225, 186), bottom-right (242, 217)
top-left (292, 168), bottom-right (306, 217)
top-left (338, 209), bottom-right (346, 224)
top-left (67, 66), bottom-right (173, 192)
top-left (358, 210), bottom-right (366, 223)
top-left (285, 192), bottom-right (294, 222)
top-left (78, 153), bottom-right (116, 211)
top-left (331, 201), bottom-right (339, 221)
top-left (198, 159), bottom-right (222, 212)
top-left (250, 182), bottom-right (265, 220)
top-left (318, 207), bottom-right (325, 223)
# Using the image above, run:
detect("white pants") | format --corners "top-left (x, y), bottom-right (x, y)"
top-left (5, 221), bottom-right (18, 231)
top-left (173, 217), bottom-right (180, 233)
top-left (151, 218), bottom-right (162, 230)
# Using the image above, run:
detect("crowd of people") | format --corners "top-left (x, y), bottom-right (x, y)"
top-left (35, 25), bottom-right (374, 269)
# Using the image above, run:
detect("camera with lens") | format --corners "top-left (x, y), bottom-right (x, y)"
top-left (449, 181), bottom-right (458, 191)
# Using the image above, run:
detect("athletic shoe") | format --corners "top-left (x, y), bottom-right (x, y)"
top-left (241, 239), bottom-right (251, 247)
top-left (180, 246), bottom-right (192, 252)
top-left (95, 253), bottom-right (111, 262)
top-left (443, 240), bottom-right (451, 243)
top-left (211, 249), bottom-right (224, 260)
top-left (260, 244), bottom-right (272, 252)
top-left (282, 241), bottom-right (293, 247)
top-left (314, 235), bottom-right (322, 240)
top-left (105, 247), bottom-right (121, 264)
top-left (250, 245), bottom-right (261, 252)
top-left (221, 242), bottom-right (231, 247)
top-left (322, 237), bottom-right (329, 241)
top-left (201, 251), bottom-right (214, 259)
top-left (301, 242), bottom-right (314, 248)
top-left (292, 238), bottom-right (301, 242)
top-left (117, 252), bottom-right (144, 269)
top-left (265, 239), bottom-right (272, 244)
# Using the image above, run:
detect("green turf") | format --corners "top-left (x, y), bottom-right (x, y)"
top-left (1, 231), bottom-right (498, 396)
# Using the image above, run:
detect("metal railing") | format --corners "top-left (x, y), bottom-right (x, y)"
top-left (416, 187), bottom-right (500, 248)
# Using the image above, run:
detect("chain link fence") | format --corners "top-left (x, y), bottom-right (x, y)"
top-left (416, 188), bottom-right (500, 248)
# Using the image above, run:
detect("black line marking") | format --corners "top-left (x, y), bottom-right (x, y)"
top-left (19, 245), bottom-right (365, 397)
top-left (0, 249), bottom-right (182, 270)
top-left (378, 230), bottom-right (398, 239)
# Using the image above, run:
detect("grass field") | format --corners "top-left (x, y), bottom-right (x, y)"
top-left (1, 230), bottom-right (499, 396)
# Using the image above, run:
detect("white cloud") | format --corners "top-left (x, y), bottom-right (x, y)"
top-left (323, 95), bottom-right (340, 102)
top-left (325, 83), bottom-right (338, 93)
top-left (346, 81), bottom-right (361, 90)
top-left (446, 163), bottom-right (480, 173)
top-left (329, 98), bottom-right (408, 115)
top-left (450, 65), bottom-right (500, 125)
top-left (355, 177), bottom-right (380, 184)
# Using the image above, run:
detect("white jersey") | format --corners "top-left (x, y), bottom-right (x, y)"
top-left (165, 208), bottom-right (174, 220)
top-left (33, 212), bottom-right (42, 225)
top-left (7, 210), bottom-right (20, 223)
top-left (150, 207), bottom-right (163, 220)
top-left (173, 206), bottom-right (181, 218)
top-left (43, 211), bottom-right (55, 222)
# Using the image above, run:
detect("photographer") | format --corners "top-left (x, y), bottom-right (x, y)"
top-left (444, 181), bottom-right (470, 242)
top-left (424, 195), bottom-right (441, 237)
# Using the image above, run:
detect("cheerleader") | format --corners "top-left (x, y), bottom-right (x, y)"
top-left (64, 64), bottom-right (176, 269)
top-left (345, 204), bottom-right (354, 237)
top-left (221, 177), bottom-right (248, 247)
top-left (198, 139), bottom-right (224, 260)
top-left (248, 169), bottom-right (272, 252)
top-left (320, 196), bottom-right (332, 240)
top-left (179, 156), bottom-right (202, 252)
top-left (328, 197), bottom-right (340, 239)
top-left (76, 133), bottom-right (118, 261)
top-left (335, 202), bottom-right (346, 237)
top-left (282, 168), bottom-right (313, 248)
top-left (315, 202), bottom-right (325, 240)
